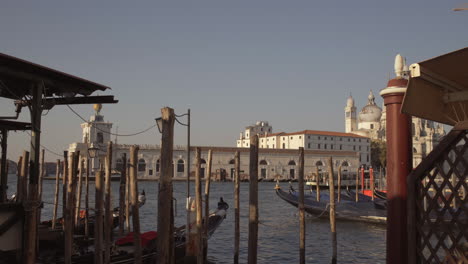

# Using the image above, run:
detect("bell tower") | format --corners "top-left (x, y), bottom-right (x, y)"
top-left (81, 104), bottom-right (112, 146)
top-left (345, 95), bottom-right (357, 133)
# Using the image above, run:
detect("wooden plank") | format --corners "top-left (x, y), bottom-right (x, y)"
top-left (62, 151), bottom-right (68, 231)
top-left (248, 135), bottom-right (259, 264)
top-left (157, 107), bottom-right (175, 264)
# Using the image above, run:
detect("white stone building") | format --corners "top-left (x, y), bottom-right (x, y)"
top-left (237, 122), bottom-right (371, 166)
top-left (68, 108), bottom-right (362, 180)
top-left (345, 54), bottom-right (446, 167)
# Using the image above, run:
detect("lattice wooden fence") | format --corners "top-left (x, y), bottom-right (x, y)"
top-left (408, 129), bottom-right (468, 263)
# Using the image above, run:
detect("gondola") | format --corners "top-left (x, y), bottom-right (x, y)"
top-left (374, 189), bottom-right (387, 200)
top-left (41, 191), bottom-right (146, 236)
top-left (275, 185), bottom-right (386, 224)
top-left (45, 198), bottom-right (229, 264)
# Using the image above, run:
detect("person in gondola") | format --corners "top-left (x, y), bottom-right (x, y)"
top-left (218, 197), bottom-right (229, 209)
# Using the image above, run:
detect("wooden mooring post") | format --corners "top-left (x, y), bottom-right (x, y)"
top-left (15, 155), bottom-right (22, 202)
top-left (119, 153), bottom-right (127, 236)
top-left (248, 135), bottom-right (259, 264)
top-left (38, 149), bottom-right (45, 222)
top-left (94, 170), bottom-right (104, 264)
top-left (157, 107), bottom-right (175, 264)
top-left (234, 151), bottom-right (240, 264)
top-left (85, 158), bottom-right (90, 238)
top-left (75, 158), bottom-right (84, 228)
top-left (130, 145), bottom-right (142, 264)
top-left (203, 149), bottom-right (213, 260)
top-left (62, 151), bottom-right (68, 230)
top-left (316, 166), bottom-right (320, 202)
top-left (337, 165), bottom-right (342, 203)
top-left (355, 168), bottom-right (359, 202)
top-left (65, 152), bottom-right (77, 264)
top-left (298, 147), bottom-right (305, 264)
top-left (52, 159), bottom-right (61, 229)
top-left (19, 151), bottom-right (29, 203)
top-left (125, 164), bottom-right (131, 232)
top-left (195, 148), bottom-right (204, 264)
top-left (104, 142), bottom-right (113, 264)
top-left (328, 157), bottom-right (337, 264)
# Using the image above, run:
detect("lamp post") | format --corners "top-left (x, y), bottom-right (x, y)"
top-left (156, 108), bottom-right (191, 253)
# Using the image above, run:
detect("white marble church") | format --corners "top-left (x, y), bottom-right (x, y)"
top-left (68, 105), bottom-right (361, 180)
top-left (344, 54), bottom-right (446, 167)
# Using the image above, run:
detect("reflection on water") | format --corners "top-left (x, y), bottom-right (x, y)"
top-left (10, 175), bottom-right (385, 264)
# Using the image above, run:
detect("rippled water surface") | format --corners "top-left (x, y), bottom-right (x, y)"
top-left (14, 176), bottom-right (386, 264)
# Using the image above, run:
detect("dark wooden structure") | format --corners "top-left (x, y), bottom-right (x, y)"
top-left (408, 127), bottom-right (468, 263)
top-left (0, 52), bottom-right (117, 263)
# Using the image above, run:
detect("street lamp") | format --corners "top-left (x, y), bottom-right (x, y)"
top-left (87, 143), bottom-right (99, 159)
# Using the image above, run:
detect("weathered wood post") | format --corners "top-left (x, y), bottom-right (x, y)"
top-left (0, 129), bottom-right (8, 202)
top-left (157, 107), bottom-right (175, 264)
top-left (248, 135), bottom-right (259, 264)
top-left (38, 149), bottom-right (45, 222)
top-left (52, 159), bottom-right (61, 229)
top-left (298, 147), bottom-right (305, 264)
top-left (355, 168), bottom-right (359, 202)
top-left (328, 157), bottom-right (337, 264)
top-left (19, 151), bottom-right (29, 203)
top-left (195, 148), bottom-right (204, 264)
top-left (85, 158), bottom-right (90, 238)
top-left (234, 151), bottom-right (240, 264)
top-left (370, 166), bottom-right (375, 201)
top-left (129, 145), bottom-right (142, 264)
top-left (104, 142), bottom-right (113, 264)
top-left (15, 156), bottom-right (23, 202)
top-left (203, 149), bottom-right (213, 259)
top-left (125, 164), bottom-right (131, 232)
top-left (75, 158), bottom-right (84, 227)
top-left (316, 166), bottom-right (320, 202)
top-left (119, 153), bottom-right (127, 236)
top-left (62, 151), bottom-right (68, 229)
top-left (65, 152), bottom-right (77, 264)
top-left (94, 170), bottom-right (104, 264)
top-left (337, 165), bottom-right (342, 203)
top-left (71, 152), bottom-right (80, 230)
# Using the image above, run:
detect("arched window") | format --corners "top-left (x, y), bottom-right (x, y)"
top-left (316, 161), bottom-right (323, 167)
top-left (200, 159), bottom-right (206, 164)
top-left (156, 159), bottom-right (160, 172)
top-left (413, 147), bottom-right (417, 153)
top-left (138, 159), bottom-right (146, 172)
top-left (288, 160), bottom-right (296, 166)
top-left (116, 158), bottom-right (123, 172)
top-left (342, 161), bottom-right (349, 167)
top-left (177, 159), bottom-right (184, 172)
top-left (259, 160), bottom-right (267, 165)
top-left (229, 159), bottom-right (235, 165)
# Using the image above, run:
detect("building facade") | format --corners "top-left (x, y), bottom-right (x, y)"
top-left (69, 108), bottom-right (362, 180)
top-left (345, 54), bottom-right (446, 167)
top-left (237, 123), bottom-right (371, 166)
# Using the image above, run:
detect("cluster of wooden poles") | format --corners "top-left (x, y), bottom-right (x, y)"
top-left (14, 142), bottom-right (143, 264)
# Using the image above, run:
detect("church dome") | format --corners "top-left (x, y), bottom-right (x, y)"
top-left (358, 91), bottom-right (382, 122)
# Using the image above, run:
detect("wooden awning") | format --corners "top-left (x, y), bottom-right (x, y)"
top-left (0, 53), bottom-right (110, 100)
top-left (401, 47), bottom-right (468, 126)
top-left (0, 120), bottom-right (31, 131)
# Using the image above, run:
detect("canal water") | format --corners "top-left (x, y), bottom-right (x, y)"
top-left (10, 176), bottom-right (386, 263)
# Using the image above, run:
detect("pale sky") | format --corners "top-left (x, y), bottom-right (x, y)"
top-left (1, 1), bottom-right (467, 161)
